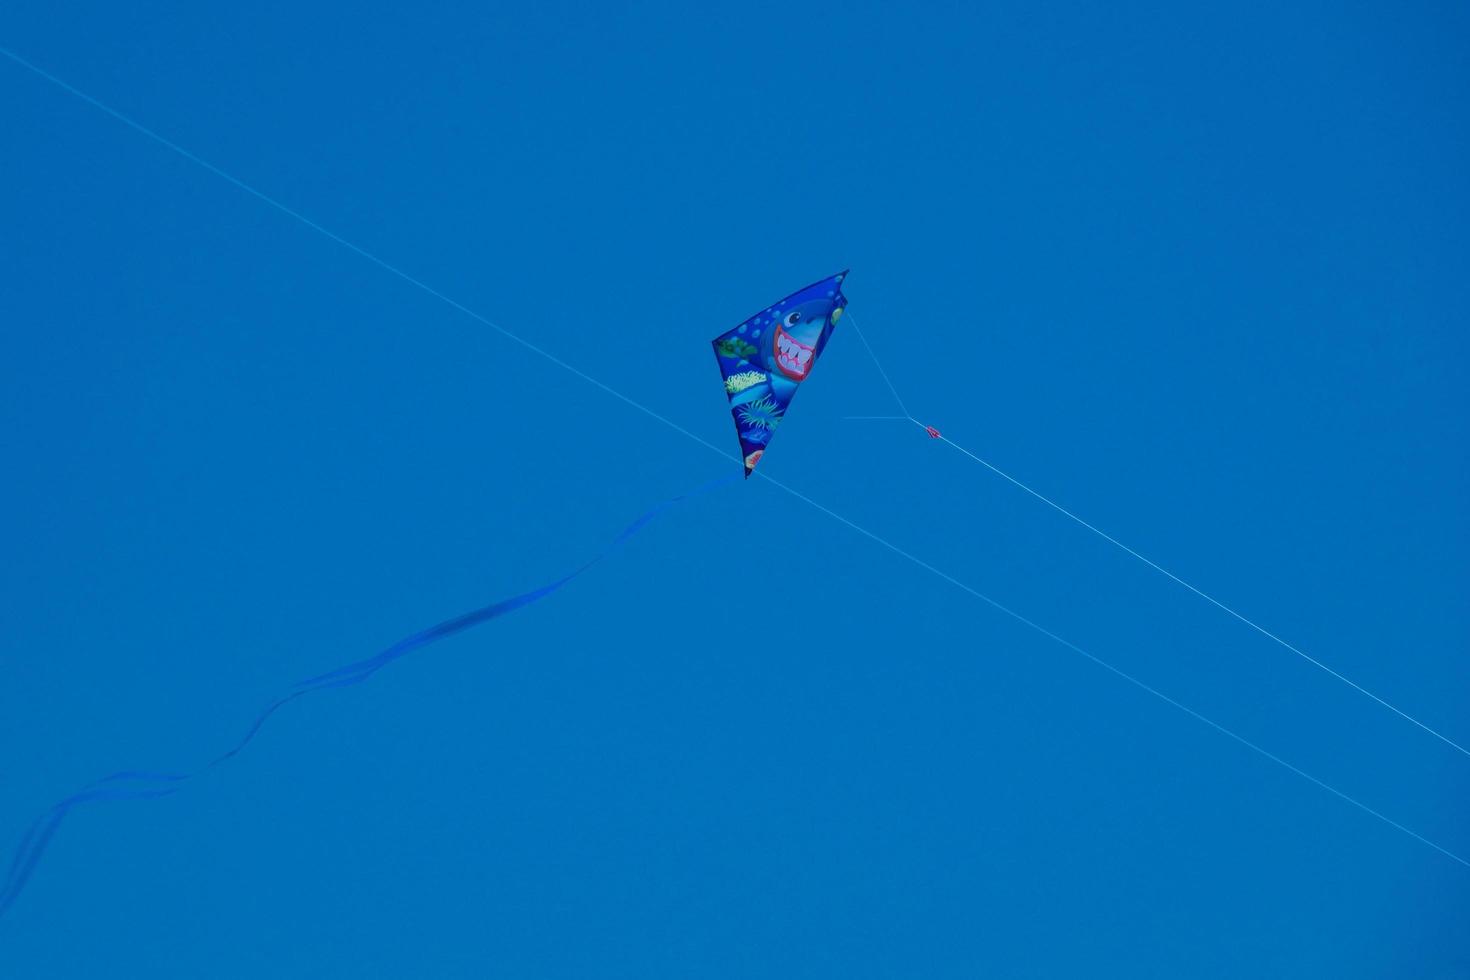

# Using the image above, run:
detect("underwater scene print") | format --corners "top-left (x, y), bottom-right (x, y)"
top-left (711, 271), bottom-right (847, 475)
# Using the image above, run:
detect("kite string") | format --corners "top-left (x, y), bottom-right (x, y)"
top-left (3, 46), bottom-right (1463, 870)
top-left (0, 474), bottom-right (737, 919)
top-left (843, 312), bottom-right (909, 417)
top-left (0, 46), bottom-right (732, 468)
top-left (926, 428), bottom-right (1470, 760)
top-left (839, 305), bottom-right (1470, 762)
top-left (759, 474), bottom-right (1470, 869)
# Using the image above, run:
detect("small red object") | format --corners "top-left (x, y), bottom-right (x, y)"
top-left (924, 425), bottom-right (941, 439)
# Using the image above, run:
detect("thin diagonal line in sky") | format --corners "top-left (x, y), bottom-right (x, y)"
top-left (844, 312), bottom-right (909, 417)
top-left (928, 424), bottom-right (1470, 760)
top-left (4, 44), bottom-right (1463, 869)
top-left (833, 281), bottom-right (1468, 762)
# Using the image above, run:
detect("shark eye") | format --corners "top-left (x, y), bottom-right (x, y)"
top-left (784, 311), bottom-right (802, 327)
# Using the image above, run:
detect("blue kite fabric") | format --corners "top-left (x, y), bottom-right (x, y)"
top-left (712, 271), bottom-right (848, 476)
top-left (0, 474), bottom-right (737, 920)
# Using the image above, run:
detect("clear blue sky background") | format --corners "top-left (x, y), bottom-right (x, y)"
top-left (2, 1), bottom-right (1467, 976)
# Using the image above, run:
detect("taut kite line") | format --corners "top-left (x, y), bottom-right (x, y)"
top-left (3, 47), bottom-right (1466, 923)
top-left (838, 310), bottom-right (1470, 762)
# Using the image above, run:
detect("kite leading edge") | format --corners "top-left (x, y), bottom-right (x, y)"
top-left (712, 271), bottom-right (848, 476)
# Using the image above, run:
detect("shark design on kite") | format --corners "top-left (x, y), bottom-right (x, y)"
top-left (712, 271), bottom-right (848, 476)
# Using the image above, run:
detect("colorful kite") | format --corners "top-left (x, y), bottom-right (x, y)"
top-left (712, 271), bottom-right (848, 475)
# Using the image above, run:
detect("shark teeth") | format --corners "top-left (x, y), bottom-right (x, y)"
top-left (773, 324), bottom-right (814, 380)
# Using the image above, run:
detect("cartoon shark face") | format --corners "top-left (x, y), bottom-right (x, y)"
top-left (768, 298), bottom-right (835, 382)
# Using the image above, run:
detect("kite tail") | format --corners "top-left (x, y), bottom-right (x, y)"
top-left (0, 473), bottom-right (737, 920)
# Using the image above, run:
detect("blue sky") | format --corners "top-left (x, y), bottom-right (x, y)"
top-left (2, 1), bottom-right (1467, 975)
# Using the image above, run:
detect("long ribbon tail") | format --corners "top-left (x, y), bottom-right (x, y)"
top-left (0, 473), bottom-right (737, 919)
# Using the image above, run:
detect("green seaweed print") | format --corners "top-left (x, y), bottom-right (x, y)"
top-left (737, 394), bottom-right (783, 432)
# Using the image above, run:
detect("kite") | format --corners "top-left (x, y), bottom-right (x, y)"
top-left (3, 272), bottom-right (859, 919)
top-left (712, 271), bottom-right (848, 475)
